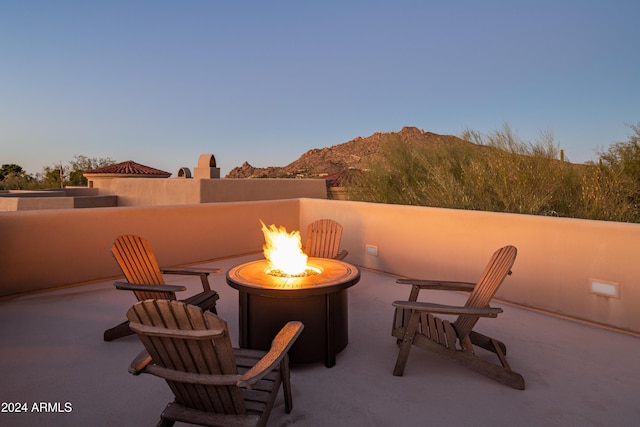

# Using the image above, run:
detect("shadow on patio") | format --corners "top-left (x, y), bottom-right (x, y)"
top-left (1, 253), bottom-right (639, 426)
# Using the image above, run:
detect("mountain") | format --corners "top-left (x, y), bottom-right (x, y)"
top-left (225, 126), bottom-right (474, 179)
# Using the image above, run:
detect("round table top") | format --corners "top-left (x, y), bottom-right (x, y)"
top-left (226, 257), bottom-right (360, 296)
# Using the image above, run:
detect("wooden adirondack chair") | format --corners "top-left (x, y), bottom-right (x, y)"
top-left (127, 300), bottom-right (304, 427)
top-left (391, 245), bottom-right (525, 389)
top-left (103, 234), bottom-right (221, 342)
top-left (304, 219), bottom-right (348, 260)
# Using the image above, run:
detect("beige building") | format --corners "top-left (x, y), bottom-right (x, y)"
top-left (0, 155), bottom-right (327, 211)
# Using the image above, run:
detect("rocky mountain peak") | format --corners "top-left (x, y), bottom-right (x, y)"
top-left (225, 127), bottom-right (469, 179)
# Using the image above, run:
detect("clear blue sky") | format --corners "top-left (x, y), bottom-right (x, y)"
top-left (2, 1), bottom-right (639, 176)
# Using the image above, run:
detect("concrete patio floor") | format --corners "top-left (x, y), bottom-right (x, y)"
top-left (2, 254), bottom-right (639, 426)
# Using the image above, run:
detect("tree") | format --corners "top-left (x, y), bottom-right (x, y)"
top-left (37, 155), bottom-right (116, 188)
top-left (0, 164), bottom-right (24, 181)
top-left (38, 164), bottom-right (65, 189)
top-left (0, 164), bottom-right (38, 190)
top-left (65, 155), bottom-right (115, 186)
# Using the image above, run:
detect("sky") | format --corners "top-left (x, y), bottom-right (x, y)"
top-left (1, 1), bottom-right (639, 177)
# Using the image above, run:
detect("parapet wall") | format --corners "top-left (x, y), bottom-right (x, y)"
top-left (91, 177), bottom-right (327, 206)
top-left (301, 199), bottom-right (640, 335)
top-left (0, 188), bottom-right (116, 211)
top-left (0, 199), bottom-right (300, 295)
top-left (2, 198), bottom-right (639, 334)
top-left (2, 178), bottom-right (327, 210)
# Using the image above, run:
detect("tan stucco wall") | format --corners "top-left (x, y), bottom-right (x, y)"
top-left (0, 198), bottom-right (20, 211)
top-left (199, 179), bottom-right (326, 202)
top-left (2, 197), bottom-right (639, 333)
top-left (0, 199), bottom-right (300, 295)
top-left (299, 198), bottom-right (640, 334)
top-left (11, 197), bottom-right (75, 210)
top-left (91, 178), bottom-right (202, 206)
top-left (0, 188), bottom-right (114, 211)
top-left (90, 177), bottom-right (327, 206)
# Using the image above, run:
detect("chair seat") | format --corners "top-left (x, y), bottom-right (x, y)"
top-left (184, 290), bottom-right (220, 313)
top-left (160, 402), bottom-right (260, 427)
top-left (160, 348), bottom-right (283, 426)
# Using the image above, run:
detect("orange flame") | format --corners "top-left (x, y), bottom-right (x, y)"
top-left (260, 220), bottom-right (308, 276)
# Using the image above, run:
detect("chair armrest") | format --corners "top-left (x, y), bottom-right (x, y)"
top-left (334, 250), bottom-right (348, 260)
top-left (131, 358), bottom-right (242, 385)
top-left (129, 350), bottom-right (153, 375)
top-left (237, 321), bottom-right (304, 388)
top-left (136, 364), bottom-right (243, 385)
top-left (392, 300), bottom-right (503, 317)
top-left (161, 267), bottom-right (221, 275)
top-left (396, 279), bottom-right (476, 292)
top-left (114, 281), bottom-right (186, 293)
top-left (161, 267), bottom-right (220, 292)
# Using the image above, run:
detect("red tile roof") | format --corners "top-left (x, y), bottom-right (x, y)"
top-left (84, 161), bottom-right (171, 177)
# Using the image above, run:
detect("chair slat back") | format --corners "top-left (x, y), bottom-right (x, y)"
top-left (127, 300), bottom-right (246, 414)
top-left (112, 234), bottom-right (172, 301)
top-left (305, 219), bottom-right (343, 259)
top-left (453, 246), bottom-right (517, 339)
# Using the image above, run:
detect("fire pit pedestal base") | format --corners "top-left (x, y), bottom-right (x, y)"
top-left (226, 258), bottom-right (360, 368)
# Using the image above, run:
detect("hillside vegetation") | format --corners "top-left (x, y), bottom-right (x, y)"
top-left (226, 127), bottom-right (467, 178)
top-left (346, 124), bottom-right (640, 223)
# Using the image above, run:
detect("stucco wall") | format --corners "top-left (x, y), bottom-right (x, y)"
top-left (199, 179), bottom-right (327, 203)
top-left (2, 197), bottom-right (639, 334)
top-left (0, 188), bottom-right (111, 211)
top-left (300, 198), bottom-right (640, 334)
top-left (0, 197), bottom-right (21, 211)
top-left (90, 177), bottom-right (327, 206)
top-left (11, 197), bottom-right (75, 210)
top-left (0, 199), bottom-right (299, 295)
top-left (91, 178), bottom-right (202, 206)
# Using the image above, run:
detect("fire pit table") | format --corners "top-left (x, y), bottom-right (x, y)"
top-left (226, 257), bottom-right (360, 367)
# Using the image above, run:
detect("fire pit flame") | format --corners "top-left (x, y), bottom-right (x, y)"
top-left (260, 220), bottom-right (317, 277)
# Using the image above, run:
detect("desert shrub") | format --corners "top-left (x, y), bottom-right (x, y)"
top-left (574, 161), bottom-right (638, 222)
top-left (347, 124), bottom-right (640, 223)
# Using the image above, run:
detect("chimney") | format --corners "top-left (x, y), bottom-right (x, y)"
top-left (193, 154), bottom-right (220, 179)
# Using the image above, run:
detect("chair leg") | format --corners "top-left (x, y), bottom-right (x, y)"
top-left (491, 338), bottom-right (511, 370)
top-left (280, 355), bottom-right (293, 413)
top-left (103, 320), bottom-right (135, 341)
top-left (393, 311), bottom-right (420, 376)
top-left (392, 307), bottom-right (410, 345)
top-left (460, 349), bottom-right (525, 390)
top-left (198, 273), bottom-right (211, 292)
top-left (469, 330), bottom-right (507, 355)
top-left (413, 334), bottom-right (526, 390)
top-left (207, 303), bottom-right (218, 315)
top-left (156, 418), bottom-right (175, 427)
